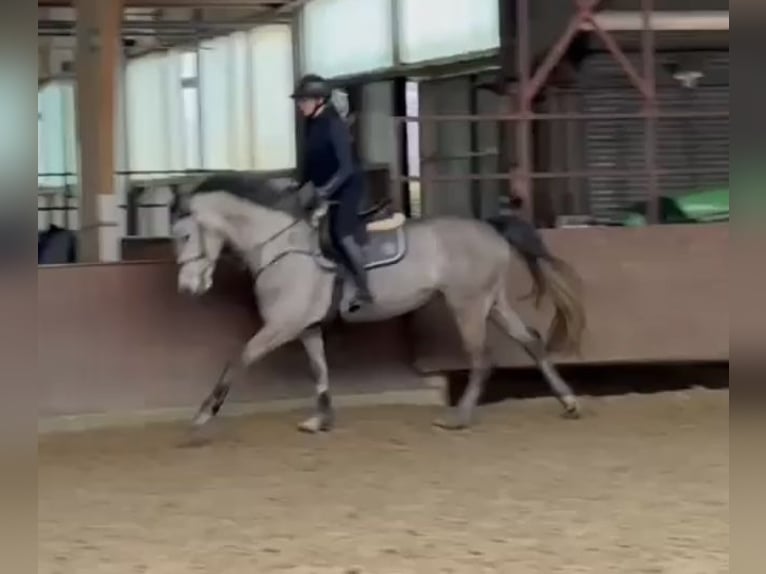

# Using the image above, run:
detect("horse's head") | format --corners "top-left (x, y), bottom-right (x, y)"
top-left (170, 190), bottom-right (223, 296)
top-left (169, 174), bottom-right (310, 295)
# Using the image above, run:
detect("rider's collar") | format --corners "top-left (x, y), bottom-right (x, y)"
top-left (309, 102), bottom-right (329, 120)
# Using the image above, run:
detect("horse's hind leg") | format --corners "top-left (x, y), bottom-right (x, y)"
top-left (297, 327), bottom-right (335, 433)
top-left (434, 297), bottom-right (493, 430)
top-left (491, 292), bottom-right (580, 418)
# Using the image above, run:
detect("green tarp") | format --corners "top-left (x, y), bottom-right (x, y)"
top-left (623, 187), bottom-right (729, 227)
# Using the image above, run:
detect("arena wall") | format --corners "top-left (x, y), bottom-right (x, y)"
top-left (39, 224), bottom-right (727, 423)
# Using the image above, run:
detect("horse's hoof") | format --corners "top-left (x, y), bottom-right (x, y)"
top-left (192, 410), bottom-right (212, 427)
top-left (560, 396), bottom-right (582, 420)
top-left (297, 415), bottom-right (333, 434)
top-left (561, 405), bottom-right (582, 420)
top-left (433, 417), bottom-right (471, 431)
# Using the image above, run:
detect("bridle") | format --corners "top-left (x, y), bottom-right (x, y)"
top-left (176, 196), bottom-right (314, 284)
top-left (177, 218), bottom-right (211, 267)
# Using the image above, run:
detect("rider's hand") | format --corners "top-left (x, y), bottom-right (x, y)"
top-left (315, 185), bottom-right (330, 200)
top-left (316, 178), bottom-right (338, 200)
top-left (310, 202), bottom-right (328, 228)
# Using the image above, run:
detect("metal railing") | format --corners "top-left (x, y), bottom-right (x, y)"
top-left (37, 169), bottom-right (222, 234)
top-left (389, 0), bottom-right (729, 226)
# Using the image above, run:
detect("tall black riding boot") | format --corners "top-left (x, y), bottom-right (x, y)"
top-left (339, 235), bottom-right (374, 309)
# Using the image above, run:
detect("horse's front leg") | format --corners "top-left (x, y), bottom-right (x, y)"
top-left (297, 327), bottom-right (335, 433)
top-left (191, 322), bottom-right (304, 428)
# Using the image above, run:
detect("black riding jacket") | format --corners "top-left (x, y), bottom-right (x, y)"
top-left (299, 106), bottom-right (359, 199)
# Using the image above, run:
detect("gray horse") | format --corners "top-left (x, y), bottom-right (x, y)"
top-left (170, 172), bottom-right (586, 433)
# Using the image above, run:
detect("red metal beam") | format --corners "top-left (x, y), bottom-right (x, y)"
top-left (524, 0), bottom-right (602, 103)
top-left (393, 165), bottom-right (728, 182)
top-left (514, 0), bottom-right (533, 219)
top-left (642, 0), bottom-right (659, 223)
top-left (383, 0), bottom-right (712, 226)
top-left (395, 111), bottom-right (728, 122)
top-left (516, 0), bottom-right (666, 225)
top-left (585, 12), bottom-right (651, 99)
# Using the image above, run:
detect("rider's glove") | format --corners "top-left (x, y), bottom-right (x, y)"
top-left (316, 176), bottom-right (339, 200)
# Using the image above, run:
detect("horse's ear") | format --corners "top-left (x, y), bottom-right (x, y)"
top-left (169, 184), bottom-right (191, 221)
top-left (169, 185), bottom-right (182, 220)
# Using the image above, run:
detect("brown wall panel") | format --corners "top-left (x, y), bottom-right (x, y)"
top-left (39, 261), bottom-right (419, 418)
top-left (40, 224), bottom-right (727, 418)
top-left (413, 224), bottom-right (728, 371)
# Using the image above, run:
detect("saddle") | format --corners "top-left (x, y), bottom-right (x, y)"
top-left (314, 199), bottom-right (407, 271)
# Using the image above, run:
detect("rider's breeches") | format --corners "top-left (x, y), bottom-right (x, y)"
top-left (328, 185), bottom-right (363, 246)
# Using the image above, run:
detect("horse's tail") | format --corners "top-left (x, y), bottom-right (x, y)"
top-left (487, 215), bottom-right (586, 355)
top-left (537, 255), bottom-right (586, 354)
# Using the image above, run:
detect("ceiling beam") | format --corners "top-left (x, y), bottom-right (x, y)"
top-left (40, 0), bottom-right (286, 7)
top-left (582, 11), bottom-right (729, 32)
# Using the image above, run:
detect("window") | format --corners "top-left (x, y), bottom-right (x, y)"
top-left (126, 54), bottom-right (172, 177)
top-left (38, 80), bottom-right (77, 189)
top-left (250, 25), bottom-right (296, 169)
top-left (180, 50), bottom-right (201, 169)
top-left (302, 0), bottom-right (393, 77)
top-left (125, 26), bottom-right (297, 176)
top-left (397, 0), bottom-right (500, 63)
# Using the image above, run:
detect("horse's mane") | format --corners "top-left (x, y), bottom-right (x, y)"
top-left (184, 170), bottom-right (305, 218)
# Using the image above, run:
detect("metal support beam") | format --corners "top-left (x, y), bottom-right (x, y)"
top-left (524, 0), bottom-right (602, 103)
top-left (514, 0), bottom-right (533, 220)
top-left (586, 14), bottom-right (651, 98)
top-left (40, 18), bottom-right (291, 32)
top-left (642, 0), bottom-right (658, 224)
top-left (385, 0), bottom-right (727, 228)
top-left (513, 0), bottom-right (664, 224)
top-left (583, 11), bottom-right (730, 32)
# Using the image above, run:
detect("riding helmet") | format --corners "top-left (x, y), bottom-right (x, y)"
top-left (291, 74), bottom-right (332, 100)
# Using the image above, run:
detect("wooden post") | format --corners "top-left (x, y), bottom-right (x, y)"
top-left (74, 0), bottom-right (122, 261)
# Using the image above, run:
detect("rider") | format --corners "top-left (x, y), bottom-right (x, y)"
top-left (291, 73), bottom-right (374, 308)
